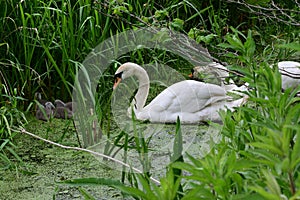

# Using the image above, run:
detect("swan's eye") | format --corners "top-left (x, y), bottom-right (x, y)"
top-left (191, 68), bottom-right (194, 73)
top-left (114, 72), bottom-right (123, 83)
top-left (114, 71), bottom-right (123, 80)
top-left (113, 71), bottom-right (123, 90)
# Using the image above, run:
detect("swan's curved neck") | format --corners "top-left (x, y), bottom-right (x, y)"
top-left (132, 66), bottom-right (149, 112)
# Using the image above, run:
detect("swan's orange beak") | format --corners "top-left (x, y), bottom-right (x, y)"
top-left (188, 73), bottom-right (193, 78)
top-left (113, 77), bottom-right (122, 90)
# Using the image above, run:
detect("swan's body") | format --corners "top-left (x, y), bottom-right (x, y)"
top-left (54, 107), bottom-right (73, 119)
top-left (113, 62), bottom-right (247, 124)
top-left (191, 61), bottom-right (300, 92)
top-left (277, 61), bottom-right (300, 90)
top-left (36, 102), bottom-right (55, 121)
top-left (55, 99), bottom-right (75, 111)
top-left (54, 99), bottom-right (74, 119)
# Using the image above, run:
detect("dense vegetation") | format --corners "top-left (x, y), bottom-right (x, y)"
top-left (1, 0), bottom-right (300, 199)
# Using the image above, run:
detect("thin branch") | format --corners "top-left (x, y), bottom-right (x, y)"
top-left (226, 0), bottom-right (300, 26)
top-left (17, 128), bottom-right (161, 185)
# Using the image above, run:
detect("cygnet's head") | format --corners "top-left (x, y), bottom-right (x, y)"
top-left (54, 99), bottom-right (65, 107)
top-left (45, 102), bottom-right (55, 110)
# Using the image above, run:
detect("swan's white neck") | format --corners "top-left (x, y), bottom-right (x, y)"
top-left (130, 65), bottom-right (149, 112)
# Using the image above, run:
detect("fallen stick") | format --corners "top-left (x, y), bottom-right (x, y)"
top-left (17, 128), bottom-right (160, 185)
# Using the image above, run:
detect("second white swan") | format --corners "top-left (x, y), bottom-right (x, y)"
top-left (113, 62), bottom-right (247, 124)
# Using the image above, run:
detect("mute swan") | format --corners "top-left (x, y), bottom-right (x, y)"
top-left (54, 99), bottom-right (74, 119)
top-left (54, 99), bottom-right (65, 107)
top-left (54, 107), bottom-right (73, 119)
top-left (113, 62), bottom-right (247, 124)
top-left (191, 61), bottom-right (300, 92)
top-left (35, 92), bottom-right (48, 106)
top-left (277, 61), bottom-right (300, 90)
top-left (55, 99), bottom-right (75, 112)
top-left (36, 102), bottom-right (55, 121)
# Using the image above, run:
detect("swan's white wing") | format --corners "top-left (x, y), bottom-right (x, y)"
top-left (138, 80), bottom-right (229, 123)
top-left (278, 61), bottom-right (300, 90)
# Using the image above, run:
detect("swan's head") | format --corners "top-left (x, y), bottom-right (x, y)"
top-left (45, 102), bottom-right (55, 110)
top-left (113, 62), bottom-right (142, 90)
top-left (54, 99), bottom-right (65, 107)
top-left (35, 92), bottom-right (42, 100)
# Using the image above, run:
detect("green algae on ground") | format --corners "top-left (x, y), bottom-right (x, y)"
top-left (0, 117), bottom-right (125, 200)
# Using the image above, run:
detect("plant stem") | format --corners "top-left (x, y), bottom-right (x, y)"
top-left (288, 171), bottom-right (296, 195)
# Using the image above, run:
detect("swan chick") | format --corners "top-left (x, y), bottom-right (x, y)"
top-left (54, 99), bottom-right (66, 107)
top-left (55, 99), bottom-right (75, 112)
top-left (36, 102), bottom-right (55, 121)
top-left (54, 107), bottom-right (73, 119)
top-left (54, 99), bottom-right (74, 119)
top-left (34, 92), bottom-right (48, 107)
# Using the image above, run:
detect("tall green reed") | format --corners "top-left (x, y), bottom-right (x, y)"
top-left (0, 88), bottom-right (27, 169)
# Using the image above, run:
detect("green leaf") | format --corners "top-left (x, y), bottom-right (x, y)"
top-left (262, 170), bottom-right (281, 197)
top-left (244, 30), bottom-right (256, 57)
top-left (291, 126), bottom-right (300, 169)
top-left (249, 186), bottom-right (281, 200)
top-left (78, 187), bottom-right (96, 200)
top-left (171, 18), bottom-right (184, 30)
top-left (278, 42), bottom-right (300, 51)
top-left (225, 34), bottom-right (244, 52)
top-left (250, 142), bottom-right (283, 156)
top-left (171, 117), bottom-right (183, 163)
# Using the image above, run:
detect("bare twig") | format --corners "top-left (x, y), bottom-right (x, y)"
top-left (17, 128), bottom-right (161, 185)
top-left (225, 0), bottom-right (300, 26)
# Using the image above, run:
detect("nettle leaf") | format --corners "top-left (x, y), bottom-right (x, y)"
top-left (196, 34), bottom-right (217, 44)
top-left (225, 34), bottom-right (245, 52)
top-left (217, 42), bottom-right (235, 49)
top-left (171, 18), bottom-right (184, 30)
top-left (244, 30), bottom-right (256, 57)
top-left (155, 9), bottom-right (168, 19)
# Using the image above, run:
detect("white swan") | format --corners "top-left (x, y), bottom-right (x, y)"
top-left (191, 61), bottom-right (300, 92)
top-left (54, 99), bottom-right (75, 112)
top-left (113, 62), bottom-right (247, 124)
top-left (36, 102), bottom-right (55, 121)
top-left (277, 61), bottom-right (300, 90)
